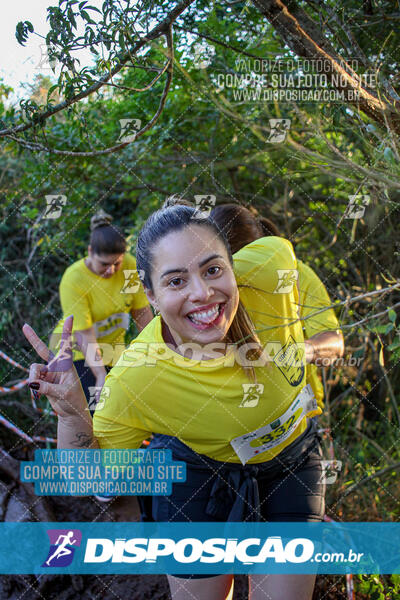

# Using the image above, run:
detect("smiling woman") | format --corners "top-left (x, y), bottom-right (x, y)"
top-left (135, 199), bottom-right (264, 376)
top-left (23, 198), bottom-right (344, 600)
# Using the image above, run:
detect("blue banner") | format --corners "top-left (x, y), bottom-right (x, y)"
top-left (20, 449), bottom-right (186, 496)
top-left (0, 522), bottom-right (398, 574)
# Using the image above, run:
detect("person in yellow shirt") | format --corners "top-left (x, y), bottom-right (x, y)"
top-left (50, 209), bottom-right (153, 413)
top-left (24, 199), bottom-right (344, 600)
top-left (210, 203), bottom-right (342, 413)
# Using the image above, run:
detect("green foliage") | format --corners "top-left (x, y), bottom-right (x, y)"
top-left (1, 1), bottom-right (400, 595)
top-left (356, 574), bottom-right (400, 599)
top-left (15, 20), bottom-right (33, 46)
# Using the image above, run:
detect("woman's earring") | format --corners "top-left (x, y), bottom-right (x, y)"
top-left (154, 307), bottom-right (160, 316)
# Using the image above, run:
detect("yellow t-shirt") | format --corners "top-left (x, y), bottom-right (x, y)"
top-left (93, 237), bottom-right (321, 463)
top-left (297, 261), bottom-right (341, 409)
top-left (50, 253), bottom-right (149, 365)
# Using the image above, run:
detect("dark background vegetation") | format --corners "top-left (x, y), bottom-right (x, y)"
top-left (0, 0), bottom-right (400, 597)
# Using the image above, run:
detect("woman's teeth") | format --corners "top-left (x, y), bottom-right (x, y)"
top-left (188, 304), bottom-right (220, 324)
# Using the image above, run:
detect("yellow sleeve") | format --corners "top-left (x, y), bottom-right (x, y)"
top-left (124, 254), bottom-right (149, 311)
top-left (59, 270), bottom-right (92, 331)
top-left (233, 236), bottom-right (298, 291)
top-left (297, 261), bottom-right (340, 338)
top-left (93, 367), bottom-right (152, 449)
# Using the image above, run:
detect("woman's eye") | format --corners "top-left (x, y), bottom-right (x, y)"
top-left (207, 266), bottom-right (221, 276)
top-left (169, 277), bottom-right (183, 287)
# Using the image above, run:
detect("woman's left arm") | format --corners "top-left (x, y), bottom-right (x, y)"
top-left (304, 330), bottom-right (344, 365)
top-left (295, 261), bottom-right (344, 366)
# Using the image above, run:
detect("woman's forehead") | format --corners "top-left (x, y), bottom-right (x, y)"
top-left (95, 252), bottom-right (124, 263)
top-left (151, 226), bottom-right (228, 269)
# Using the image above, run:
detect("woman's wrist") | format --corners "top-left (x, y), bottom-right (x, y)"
top-left (57, 414), bottom-right (97, 448)
top-left (305, 340), bottom-right (316, 364)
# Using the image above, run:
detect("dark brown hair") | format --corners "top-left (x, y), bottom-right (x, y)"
top-left (89, 210), bottom-right (126, 255)
top-left (210, 204), bottom-right (280, 254)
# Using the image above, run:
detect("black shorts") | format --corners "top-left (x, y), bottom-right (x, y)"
top-left (74, 360), bottom-right (110, 416)
top-left (152, 433), bottom-right (325, 523)
top-left (142, 423), bottom-right (326, 579)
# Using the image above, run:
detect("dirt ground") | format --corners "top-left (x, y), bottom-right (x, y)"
top-left (0, 444), bottom-right (348, 599)
top-left (0, 493), bottom-right (348, 600)
top-left (0, 573), bottom-right (348, 600)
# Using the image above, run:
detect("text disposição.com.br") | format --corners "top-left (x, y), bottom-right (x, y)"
top-left (83, 536), bottom-right (364, 565)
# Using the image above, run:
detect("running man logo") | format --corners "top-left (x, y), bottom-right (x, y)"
top-left (36, 43), bottom-right (58, 71)
top-left (121, 269), bottom-right (144, 294)
top-left (192, 42), bottom-right (215, 69)
top-left (239, 383), bottom-right (264, 407)
top-left (320, 460), bottom-right (342, 485)
top-left (42, 529), bottom-right (82, 567)
top-left (87, 385), bottom-right (110, 412)
top-left (47, 334), bottom-right (74, 373)
top-left (267, 119), bottom-right (291, 143)
top-left (118, 119), bottom-right (142, 143)
top-left (274, 269), bottom-right (298, 294)
top-left (44, 195), bottom-right (67, 219)
top-left (344, 194), bottom-right (370, 219)
top-left (193, 195), bottom-right (216, 219)
top-left (273, 336), bottom-right (305, 387)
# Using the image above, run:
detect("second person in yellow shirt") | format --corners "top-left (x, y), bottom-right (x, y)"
top-left (50, 209), bottom-right (153, 413)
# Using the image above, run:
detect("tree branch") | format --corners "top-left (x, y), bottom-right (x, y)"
top-left (251, 0), bottom-right (400, 133)
top-left (0, 0), bottom-right (194, 138)
top-left (336, 461), bottom-right (400, 504)
top-left (6, 27), bottom-right (174, 157)
top-left (250, 283), bottom-right (400, 334)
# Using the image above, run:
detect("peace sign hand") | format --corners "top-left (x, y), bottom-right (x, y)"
top-left (22, 316), bottom-right (88, 419)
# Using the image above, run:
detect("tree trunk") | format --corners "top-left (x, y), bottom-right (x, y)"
top-left (251, 0), bottom-right (400, 134)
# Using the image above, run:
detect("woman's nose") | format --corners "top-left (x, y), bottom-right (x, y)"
top-left (188, 276), bottom-right (212, 302)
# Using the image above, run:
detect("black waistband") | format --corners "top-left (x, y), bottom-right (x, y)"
top-left (149, 418), bottom-right (321, 521)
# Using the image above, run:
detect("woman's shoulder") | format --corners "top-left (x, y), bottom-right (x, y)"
top-left (60, 259), bottom-right (88, 286)
top-left (123, 253), bottom-right (138, 268)
top-left (113, 316), bottom-right (161, 371)
top-left (234, 236), bottom-right (295, 261)
top-left (297, 260), bottom-right (319, 282)
top-left (233, 236), bottom-right (296, 284)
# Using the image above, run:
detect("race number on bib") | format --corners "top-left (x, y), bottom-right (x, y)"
top-left (230, 384), bottom-right (317, 465)
top-left (94, 312), bottom-right (130, 338)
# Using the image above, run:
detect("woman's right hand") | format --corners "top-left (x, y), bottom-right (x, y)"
top-left (22, 316), bottom-right (88, 419)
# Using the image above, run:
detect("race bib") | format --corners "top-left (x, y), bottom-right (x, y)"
top-left (94, 312), bottom-right (130, 338)
top-left (230, 384), bottom-right (317, 465)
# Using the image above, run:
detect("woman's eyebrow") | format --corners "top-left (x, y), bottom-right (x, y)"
top-left (160, 254), bottom-right (224, 279)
